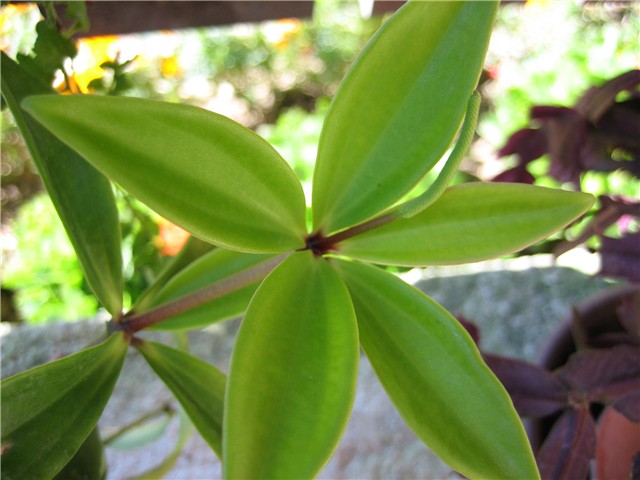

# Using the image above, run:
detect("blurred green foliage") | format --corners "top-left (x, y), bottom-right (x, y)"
top-left (2, 193), bottom-right (99, 323)
top-left (481, 2), bottom-right (639, 146)
top-left (258, 99), bottom-right (329, 188)
top-left (2, 190), bottom-right (166, 323)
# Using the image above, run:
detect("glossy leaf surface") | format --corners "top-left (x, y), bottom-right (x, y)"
top-left (136, 340), bottom-right (226, 457)
top-left (1, 333), bottom-right (127, 480)
top-left (146, 248), bottom-right (271, 330)
top-left (224, 252), bottom-right (358, 479)
top-left (22, 94), bottom-right (307, 253)
top-left (312, 1), bottom-right (498, 234)
top-left (1, 52), bottom-right (123, 315)
top-left (334, 259), bottom-right (540, 480)
top-left (340, 183), bottom-right (594, 266)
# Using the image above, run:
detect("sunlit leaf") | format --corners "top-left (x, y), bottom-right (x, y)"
top-left (16, 20), bottom-right (77, 86)
top-left (21, 94), bottom-right (308, 253)
top-left (146, 248), bottom-right (272, 330)
top-left (53, 428), bottom-right (106, 480)
top-left (333, 259), bottom-right (540, 480)
top-left (312, 0), bottom-right (498, 234)
top-left (1, 333), bottom-right (128, 480)
top-left (1, 52), bottom-right (123, 315)
top-left (224, 252), bottom-right (358, 479)
top-left (340, 183), bottom-right (594, 266)
top-left (136, 340), bottom-right (226, 457)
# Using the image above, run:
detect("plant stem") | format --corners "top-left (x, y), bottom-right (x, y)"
top-left (306, 212), bottom-right (399, 254)
top-left (118, 253), bottom-right (288, 333)
top-left (397, 91), bottom-right (481, 218)
top-left (308, 91), bottom-right (481, 253)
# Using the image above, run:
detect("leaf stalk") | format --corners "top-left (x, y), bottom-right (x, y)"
top-left (118, 254), bottom-right (288, 333)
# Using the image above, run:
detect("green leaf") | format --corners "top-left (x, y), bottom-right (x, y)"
top-left (1, 53), bottom-right (123, 316)
top-left (53, 428), bottom-right (106, 480)
top-left (16, 20), bottom-right (77, 86)
top-left (133, 236), bottom-right (215, 313)
top-left (340, 183), bottom-right (595, 266)
top-left (21, 94), bottom-right (308, 254)
top-left (129, 409), bottom-right (194, 480)
top-left (136, 340), bottom-right (226, 457)
top-left (1, 333), bottom-right (128, 480)
top-left (224, 251), bottom-right (359, 479)
top-left (146, 248), bottom-right (272, 330)
top-left (312, 0), bottom-right (498, 234)
top-left (106, 412), bottom-right (173, 450)
top-left (333, 259), bottom-right (540, 480)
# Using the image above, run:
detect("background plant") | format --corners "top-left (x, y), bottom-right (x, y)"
top-left (1, 2), bottom-right (601, 479)
top-left (492, 70), bottom-right (640, 282)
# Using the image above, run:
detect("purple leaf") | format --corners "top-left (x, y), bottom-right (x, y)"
top-left (554, 196), bottom-right (640, 258)
top-left (617, 289), bottom-right (640, 339)
top-left (596, 100), bottom-right (640, 154)
top-left (497, 127), bottom-right (548, 164)
top-left (612, 391), bottom-right (640, 422)
top-left (575, 69), bottom-right (640, 123)
top-left (483, 354), bottom-right (566, 418)
top-left (492, 164), bottom-right (535, 184)
top-left (539, 110), bottom-right (589, 186)
top-left (530, 105), bottom-right (575, 120)
top-left (632, 452), bottom-right (640, 480)
top-left (556, 345), bottom-right (640, 404)
top-left (537, 406), bottom-right (596, 480)
top-left (599, 233), bottom-right (640, 283)
top-left (455, 314), bottom-right (480, 344)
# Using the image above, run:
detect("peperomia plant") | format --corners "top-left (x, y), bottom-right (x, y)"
top-left (1, 2), bottom-right (596, 479)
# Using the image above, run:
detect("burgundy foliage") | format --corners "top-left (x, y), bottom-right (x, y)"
top-left (463, 288), bottom-right (640, 480)
top-left (493, 70), bottom-right (640, 283)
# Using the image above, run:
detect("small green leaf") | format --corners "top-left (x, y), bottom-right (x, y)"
top-left (136, 340), bottom-right (226, 457)
top-left (146, 248), bottom-right (272, 330)
top-left (333, 259), bottom-right (540, 480)
top-left (224, 251), bottom-right (359, 479)
top-left (340, 183), bottom-right (595, 266)
top-left (129, 409), bottom-right (194, 480)
top-left (16, 20), bottom-right (77, 86)
top-left (1, 52), bottom-right (123, 315)
top-left (53, 428), bottom-right (106, 480)
top-left (1, 333), bottom-right (128, 480)
top-left (21, 94), bottom-right (308, 253)
top-left (312, 0), bottom-right (498, 234)
top-left (106, 413), bottom-right (173, 450)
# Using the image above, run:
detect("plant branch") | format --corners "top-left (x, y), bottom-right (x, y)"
top-left (118, 253), bottom-right (288, 333)
top-left (305, 212), bottom-right (399, 254)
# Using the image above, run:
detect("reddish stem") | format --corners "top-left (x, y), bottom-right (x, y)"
top-left (117, 254), bottom-right (287, 334)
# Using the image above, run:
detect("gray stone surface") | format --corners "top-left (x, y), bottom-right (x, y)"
top-left (0, 261), bottom-right (613, 479)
